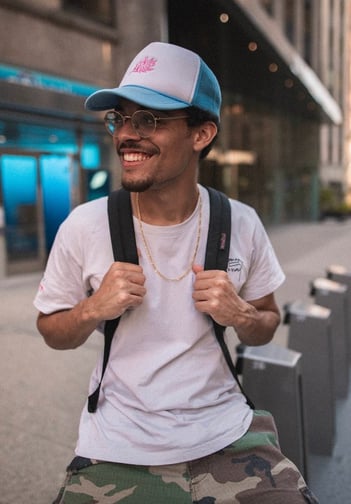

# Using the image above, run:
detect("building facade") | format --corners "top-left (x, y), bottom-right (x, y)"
top-left (0, 0), bottom-right (348, 276)
top-left (255, 0), bottom-right (351, 215)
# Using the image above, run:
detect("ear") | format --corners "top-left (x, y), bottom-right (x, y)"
top-left (193, 121), bottom-right (218, 153)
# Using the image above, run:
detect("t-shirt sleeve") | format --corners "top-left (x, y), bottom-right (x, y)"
top-left (33, 215), bottom-right (88, 314)
top-left (238, 211), bottom-right (285, 301)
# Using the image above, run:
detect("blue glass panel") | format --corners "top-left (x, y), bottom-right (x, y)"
top-left (81, 144), bottom-right (100, 169)
top-left (1, 155), bottom-right (38, 258)
top-left (40, 155), bottom-right (71, 252)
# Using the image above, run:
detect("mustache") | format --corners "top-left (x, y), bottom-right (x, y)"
top-left (117, 141), bottom-right (159, 155)
top-left (118, 141), bottom-right (143, 150)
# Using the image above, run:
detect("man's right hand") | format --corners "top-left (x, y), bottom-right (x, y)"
top-left (36, 262), bottom-right (146, 350)
top-left (87, 262), bottom-right (146, 322)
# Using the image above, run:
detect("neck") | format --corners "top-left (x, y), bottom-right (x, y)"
top-left (132, 186), bottom-right (200, 225)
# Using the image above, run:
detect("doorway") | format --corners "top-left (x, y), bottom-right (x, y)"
top-left (0, 152), bottom-right (73, 274)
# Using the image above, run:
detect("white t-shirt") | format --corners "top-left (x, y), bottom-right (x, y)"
top-left (34, 184), bottom-right (285, 465)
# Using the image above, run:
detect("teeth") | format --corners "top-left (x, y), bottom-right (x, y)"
top-left (123, 152), bottom-right (150, 162)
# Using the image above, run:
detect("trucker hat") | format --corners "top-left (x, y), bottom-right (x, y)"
top-left (85, 42), bottom-right (221, 120)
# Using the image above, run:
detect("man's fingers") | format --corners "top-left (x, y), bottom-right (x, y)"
top-left (192, 264), bottom-right (204, 274)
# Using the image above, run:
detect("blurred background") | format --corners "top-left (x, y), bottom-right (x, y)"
top-left (0, 0), bottom-right (350, 278)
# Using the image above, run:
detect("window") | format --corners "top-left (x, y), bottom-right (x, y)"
top-left (259, 0), bottom-right (273, 16)
top-left (304, 0), bottom-right (312, 65)
top-left (63, 0), bottom-right (115, 26)
top-left (285, 0), bottom-right (295, 43)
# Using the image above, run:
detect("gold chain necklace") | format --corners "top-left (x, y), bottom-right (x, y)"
top-left (135, 192), bottom-right (202, 281)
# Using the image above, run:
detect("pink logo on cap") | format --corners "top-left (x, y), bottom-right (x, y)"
top-left (131, 56), bottom-right (157, 73)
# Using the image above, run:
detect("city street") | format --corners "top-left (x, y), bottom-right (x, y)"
top-left (1, 218), bottom-right (351, 503)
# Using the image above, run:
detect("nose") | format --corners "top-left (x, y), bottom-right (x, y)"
top-left (115, 116), bottom-right (141, 141)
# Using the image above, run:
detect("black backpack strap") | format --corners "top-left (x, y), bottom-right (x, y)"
top-left (108, 188), bottom-right (138, 265)
top-left (88, 188), bottom-right (137, 413)
top-left (205, 187), bottom-right (255, 409)
top-left (204, 187), bottom-right (231, 271)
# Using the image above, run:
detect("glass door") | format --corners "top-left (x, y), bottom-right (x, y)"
top-left (0, 152), bottom-right (73, 274)
top-left (0, 153), bottom-right (44, 273)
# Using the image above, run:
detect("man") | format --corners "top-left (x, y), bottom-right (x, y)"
top-left (34, 42), bottom-right (318, 503)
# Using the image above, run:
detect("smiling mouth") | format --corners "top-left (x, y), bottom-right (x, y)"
top-left (122, 152), bottom-right (152, 162)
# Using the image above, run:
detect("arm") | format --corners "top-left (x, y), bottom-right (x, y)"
top-left (37, 262), bottom-right (146, 350)
top-left (192, 265), bottom-right (281, 346)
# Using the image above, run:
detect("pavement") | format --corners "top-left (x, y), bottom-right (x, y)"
top-left (1, 218), bottom-right (351, 503)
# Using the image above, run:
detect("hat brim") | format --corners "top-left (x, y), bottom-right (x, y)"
top-left (85, 85), bottom-right (190, 111)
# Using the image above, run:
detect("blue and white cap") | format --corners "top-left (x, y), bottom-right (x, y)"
top-left (85, 42), bottom-right (221, 120)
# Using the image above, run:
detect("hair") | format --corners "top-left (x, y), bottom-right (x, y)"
top-left (185, 106), bottom-right (220, 159)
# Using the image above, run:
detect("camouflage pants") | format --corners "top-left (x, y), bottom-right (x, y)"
top-left (53, 410), bottom-right (318, 504)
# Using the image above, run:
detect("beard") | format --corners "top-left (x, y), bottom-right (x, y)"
top-left (121, 176), bottom-right (153, 193)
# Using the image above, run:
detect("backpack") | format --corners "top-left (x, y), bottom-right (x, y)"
top-left (88, 186), bottom-right (254, 413)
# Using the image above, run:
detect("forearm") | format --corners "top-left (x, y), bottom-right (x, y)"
top-left (231, 300), bottom-right (281, 346)
top-left (37, 296), bottom-right (102, 350)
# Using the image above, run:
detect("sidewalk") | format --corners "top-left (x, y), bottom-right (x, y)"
top-left (0, 273), bottom-right (103, 504)
top-left (1, 219), bottom-right (351, 503)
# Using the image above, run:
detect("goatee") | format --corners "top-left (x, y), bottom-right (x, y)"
top-left (121, 179), bottom-right (153, 193)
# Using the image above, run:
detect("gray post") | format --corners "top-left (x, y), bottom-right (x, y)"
top-left (240, 343), bottom-right (308, 479)
top-left (286, 300), bottom-right (335, 455)
top-left (310, 277), bottom-right (349, 398)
